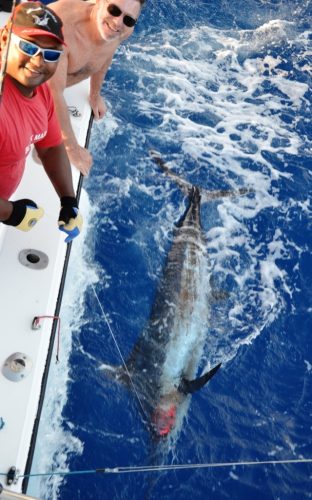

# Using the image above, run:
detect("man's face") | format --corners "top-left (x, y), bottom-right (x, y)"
top-left (1, 31), bottom-right (62, 96)
top-left (96, 0), bottom-right (141, 42)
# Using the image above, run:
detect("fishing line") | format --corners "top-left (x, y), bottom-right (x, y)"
top-left (90, 282), bottom-right (149, 421)
top-left (1, 457), bottom-right (312, 480)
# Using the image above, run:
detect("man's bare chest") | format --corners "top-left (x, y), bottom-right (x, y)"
top-left (67, 41), bottom-right (114, 82)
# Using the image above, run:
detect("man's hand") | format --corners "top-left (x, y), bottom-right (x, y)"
top-left (66, 144), bottom-right (92, 176)
top-left (2, 199), bottom-right (44, 231)
top-left (58, 196), bottom-right (83, 243)
top-left (89, 94), bottom-right (107, 120)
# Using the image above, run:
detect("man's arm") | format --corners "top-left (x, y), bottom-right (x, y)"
top-left (89, 56), bottom-right (113, 120)
top-left (37, 142), bottom-right (83, 242)
top-left (36, 142), bottom-right (75, 199)
top-left (48, 54), bottom-right (92, 176)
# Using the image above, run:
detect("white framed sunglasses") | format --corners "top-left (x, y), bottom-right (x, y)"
top-left (11, 33), bottom-right (63, 63)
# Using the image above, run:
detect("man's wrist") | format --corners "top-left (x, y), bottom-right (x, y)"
top-left (0, 200), bottom-right (13, 222)
top-left (89, 90), bottom-right (100, 99)
top-left (65, 141), bottom-right (79, 153)
top-left (60, 196), bottom-right (78, 208)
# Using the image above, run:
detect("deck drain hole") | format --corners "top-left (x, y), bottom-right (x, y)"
top-left (27, 253), bottom-right (40, 264)
top-left (18, 249), bottom-right (49, 270)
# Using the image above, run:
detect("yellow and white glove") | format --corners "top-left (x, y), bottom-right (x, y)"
top-left (58, 196), bottom-right (83, 243)
top-left (2, 199), bottom-right (44, 231)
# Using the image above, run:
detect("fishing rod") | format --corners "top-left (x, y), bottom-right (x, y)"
top-left (0, 0), bottom-right (16, 96)
top-left (1, 456), bottom-right (312, 481)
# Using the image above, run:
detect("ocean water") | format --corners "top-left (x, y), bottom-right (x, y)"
top-left (29, 0), bottom-right (312, 499)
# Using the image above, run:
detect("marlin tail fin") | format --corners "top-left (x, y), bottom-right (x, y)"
top-left (150, 150), bottom-right (253, 200)
top-left (150, 150), bottom-right (192, 196)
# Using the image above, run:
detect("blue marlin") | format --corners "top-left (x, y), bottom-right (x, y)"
top-left (103, 152), bottom-right (248, 439)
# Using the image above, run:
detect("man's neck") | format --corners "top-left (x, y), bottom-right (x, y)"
top-left (7, 75), bottom-right (34, 98)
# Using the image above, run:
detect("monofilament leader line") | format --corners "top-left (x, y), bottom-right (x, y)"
top-left (91, 282), bottom-right (149, 422)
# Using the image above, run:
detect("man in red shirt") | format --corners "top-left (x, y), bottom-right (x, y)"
top-left (0, 2), bottom-right (82, 242)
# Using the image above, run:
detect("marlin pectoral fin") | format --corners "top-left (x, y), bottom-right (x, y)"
top-left (178, 363), bottom-right (222, 395)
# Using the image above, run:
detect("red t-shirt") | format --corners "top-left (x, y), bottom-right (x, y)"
top-left (0, 76), bottom-right (63, 200)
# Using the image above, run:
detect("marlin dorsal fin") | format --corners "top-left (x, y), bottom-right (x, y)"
top-left (178, 363), bottom-right (221, 395)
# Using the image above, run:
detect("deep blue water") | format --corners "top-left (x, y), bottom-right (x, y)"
top-left (30, 1), bottom-right (312, 499)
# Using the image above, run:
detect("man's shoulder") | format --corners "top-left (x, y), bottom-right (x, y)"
top-left (49, 0), bottom-right (92, 21)
top-left (50, 0), bottom-right (88, 8)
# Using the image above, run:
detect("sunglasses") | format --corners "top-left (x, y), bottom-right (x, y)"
top-left (106, 3), bottom-right (137, 28)
top-left (11, 33), bottom-right (63, 63)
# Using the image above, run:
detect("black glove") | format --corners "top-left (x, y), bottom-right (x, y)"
top-left (2, 199), bottom-right (44, 231)
top-left (58, 196), bottom-right (83, 243)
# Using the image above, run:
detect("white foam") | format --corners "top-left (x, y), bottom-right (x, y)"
top-left (304, 360), bottom-right (312, 373)
top-left (127, 21), bottom-right (309, 182)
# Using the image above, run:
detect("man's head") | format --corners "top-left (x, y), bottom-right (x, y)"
top-left (96, 0), bottom-right (143, 43)
top-left (1, 2), bottom-right (65, 96)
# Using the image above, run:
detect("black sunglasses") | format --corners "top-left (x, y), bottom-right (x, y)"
top-left (107, 3), bottom-right (137, 28)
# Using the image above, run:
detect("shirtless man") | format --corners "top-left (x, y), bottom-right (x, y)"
top-left (49, 0), bottom-right (144, 175)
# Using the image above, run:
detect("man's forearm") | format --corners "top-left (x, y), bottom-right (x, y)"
top-left (38, 143), bottom-right (75, 199)
top-left (89, 60), bottom-right (112, 99)
top-left (51, 89), bottom-right (79, 153)
top-left (90, 72), bottom-right (105, 99)
top-left (0, 198), bottom-right (13, 222)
